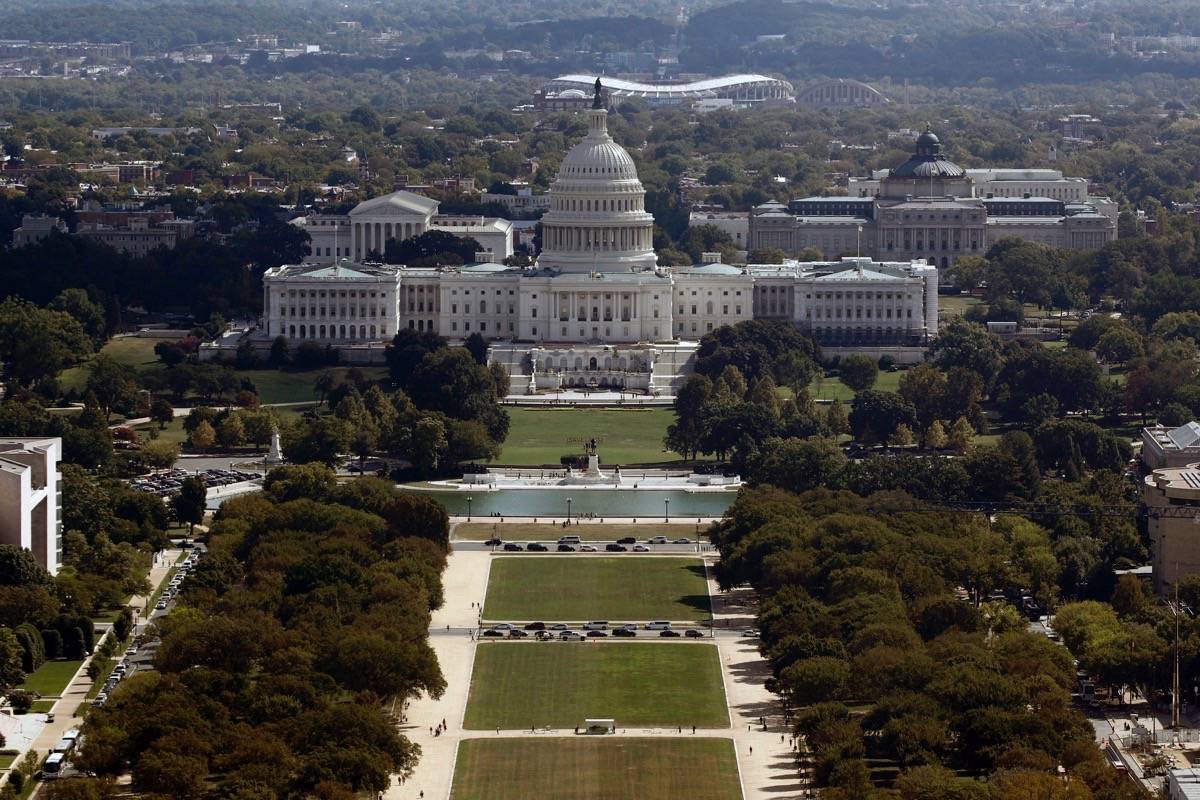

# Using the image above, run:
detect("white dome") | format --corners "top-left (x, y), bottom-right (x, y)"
top-left (558, 138), bottom-right (639, 182)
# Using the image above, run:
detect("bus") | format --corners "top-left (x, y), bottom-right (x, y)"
top-left (43, 752), bottom-right (65, 779)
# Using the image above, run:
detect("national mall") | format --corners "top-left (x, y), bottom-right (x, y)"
top-left (215, 88), bottom-right (1111, 396)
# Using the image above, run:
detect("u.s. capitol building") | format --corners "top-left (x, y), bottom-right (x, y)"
top-left (242, 87), bottom-right (939, 395)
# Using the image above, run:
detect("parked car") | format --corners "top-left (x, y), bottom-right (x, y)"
top-left (508, 629), bottom-right (529, 639)
top-left (659, 629), bottom-right (681, 638)
top-left (482, 629), bottom-right (505, 638)
top-left (557, 544), bottom-right (576, 552)
top-left (605, 544), bottom-right (627, 552)
top-left (492, 623), bottom-right (515, 630)
top-left (580, 545), bottom-right (597, 552)
top-left (527, 542), bottom-right (549, 552)
top-left (525, 621), bottom-right (546, 631)
top-left (551, 623), bottom-right (570, 631)
top-left (584, 621), bottom-right (609, 631)
top-left (503, 543), bottom-right (523, 552)
top-left (613, 627), bottom-right (637, 637)
top-left (685, 629), bottom-right (705, 638)
top-left (633, 544), bottom-right (650, 552)
top-left (645, 621), bottom-right (672, 630)
top-left (484, 538), bottom-right (502, 546)
top-left (673, 538), bottom-right (692, 544)
top-left (560, 631), bottom-right (584, 641)
top-left (535, 630), bottom-right (554, 641)
top-left (616, 537), bottom-right (637, 544)
top-left (586, 630), bottom-right (609, 638)
top-left (647, 536), bottom-right (668, 544)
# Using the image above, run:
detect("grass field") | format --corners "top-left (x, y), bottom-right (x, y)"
top-left (19, 660), bottom-right (83, 697)
top-left (496, 407), bottom-right (683, 465)
top-left (484, 557), bottom-right (710, 621)
top-left (59, 336), bottom-right (388, 405)
top-left (465, 642), bottom-right (728, 729)
top-left (800, 369), bottom-right (904, 403)
top-left (452, 737), bottom-right (741, 800)
top-left (454, 522), bottom-right (706, 541)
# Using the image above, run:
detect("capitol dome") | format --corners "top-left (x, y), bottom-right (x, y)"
top-left (537, 84), bottom-right (658, 274)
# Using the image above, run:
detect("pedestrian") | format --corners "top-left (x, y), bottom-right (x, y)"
top-left (443, 718), bottom-right (447, 729)
top-left (749, 746), bottom-right (753, 755)
top-left (692, 725), bottom-right (696, 734)
top-left (429, 727), bottom-right (433, 735)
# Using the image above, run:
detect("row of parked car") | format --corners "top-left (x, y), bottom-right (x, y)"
top-left (128, 468), bottom-right (259, 498)
top-left (487, 535), bottom-right (695, 553)
top-left (480, 621), bottom-right (707, 640)
top-left (153, 550), bottom-right (202, 613)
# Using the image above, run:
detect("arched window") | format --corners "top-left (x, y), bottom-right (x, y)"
top-left (299, 325), bottom-right (307, 338)
top-left (289, 325), bottom-right (296, 338)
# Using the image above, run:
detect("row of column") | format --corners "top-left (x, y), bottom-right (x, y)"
top-left (881, 226), bottom-right (981, 253)
top-left (353, 220), bottom-right (425, 259)
top-left (555, 290), bottom-right (639, 322)
top-left (546, 225), bottom-right (650, 252)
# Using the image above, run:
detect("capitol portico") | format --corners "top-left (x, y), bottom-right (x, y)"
top-left (235, 83), bottom-right (941, 395)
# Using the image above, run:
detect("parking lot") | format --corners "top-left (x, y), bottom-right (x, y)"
top-left (126, 467), bottom-right (261, 498)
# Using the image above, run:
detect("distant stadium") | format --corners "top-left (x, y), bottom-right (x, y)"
top-left (541, 73), bottom-right (795, 107)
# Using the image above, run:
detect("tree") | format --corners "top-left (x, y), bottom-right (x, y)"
top-left (748, 247), bottom-right (786, 264)
top-left (140, 440), bottom-right (179, 471)
top-left (188, 419), bottom-right (216, 452)
top-left (0, 297), bottom-right (92, 389)
top-left (849, 391), bottom-right (917, 445)
top-left (888, 424), bottom-right (915, 448)
top-left (1095, 327), bottom-right (1143, 364)
top-left (49, 288), bottom-right (106, 345)
top-left (750, 437), bottom-right (846, 493)
top-left (412, 417), bottom-right (448, 475)
top-left (463, 332), bottom-right (488, 365)
top-left (85, 354), bottom-right (141, 422)
top-left (172, 476), bottom-right (206, 536)
top-left (241, 409), bottom-right (275, 452)
top-left (268, 335), bottom-right (289, 367)
top-left (838, 355), bottom-right (879, 393)
top-left (924, 420), bottom-right (948, 450)
top-left (385, 329), bottom-right (446, 386)
top-left (826, 399), bottom-right (850, 435)
top-left (948, 417), bottom-right (974, 452)
top-left (216, 414), bottom-right (245, 449)
top-left (0, 629), bottom-right (24, 693)
top-left (150, 398), bottom-right (174, 429)
top-left (930, 318), bottom-right (1003, 390)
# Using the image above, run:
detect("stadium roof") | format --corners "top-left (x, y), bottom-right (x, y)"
top-left (547, 74), bottom-right (793, 100)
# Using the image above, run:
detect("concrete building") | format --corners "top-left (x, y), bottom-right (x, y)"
top-left (756, 129), bottom-right (1118, 268)
top-left (0, 438), bottom-right (61, 576)
top-left (10, 214), bottom-right (66, 247)
top-left (688, 211), bottom-right (749, 250)
top-left (1142, 460), bottom-right (1200, 594)
top-left (226, 84), bottom-right (939, 391)
top-left (76, 215), bottom-right (191, 257)
top-left (1142, 422), bottom-right (1200, 468)
top-left (293, 192), bottom-right (514, 264)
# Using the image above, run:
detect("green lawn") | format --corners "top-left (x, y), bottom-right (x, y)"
top-left (465, 642), bottom-right (728, 729)
top-left (0, 753), bottom-right (14, 770)
top-left (455, 522), bottom-right (705, 541)
top-left (30, 700), bottom-right (55, 713)
top-left (59, 337), bottom-right (388, 406)
top-left (19, 660), bottom-right (83, 697)
top-left (496, 407), bottom-right (683, 466)
top-left (133, 406), bottom-right (308, 447)
top-left (806, 369), bottom-right (904, 402)
top-left (452, 737), bottom-right (742, 800)
top-left (484, 557), bottom-right (710, 621)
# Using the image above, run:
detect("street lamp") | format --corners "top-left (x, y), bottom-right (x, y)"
top-left (664, 498), bottom-right (670, 522)
top-left (567, 497), bottom-right (572, 524)
top-left (467, 496), bottom-right (473, 521)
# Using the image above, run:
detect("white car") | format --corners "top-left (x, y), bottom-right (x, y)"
top-left (647, 536), bottom-right (668, 544)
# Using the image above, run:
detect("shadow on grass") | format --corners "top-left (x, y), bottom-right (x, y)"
top-left (678, 593), bottom-right (713, 613)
